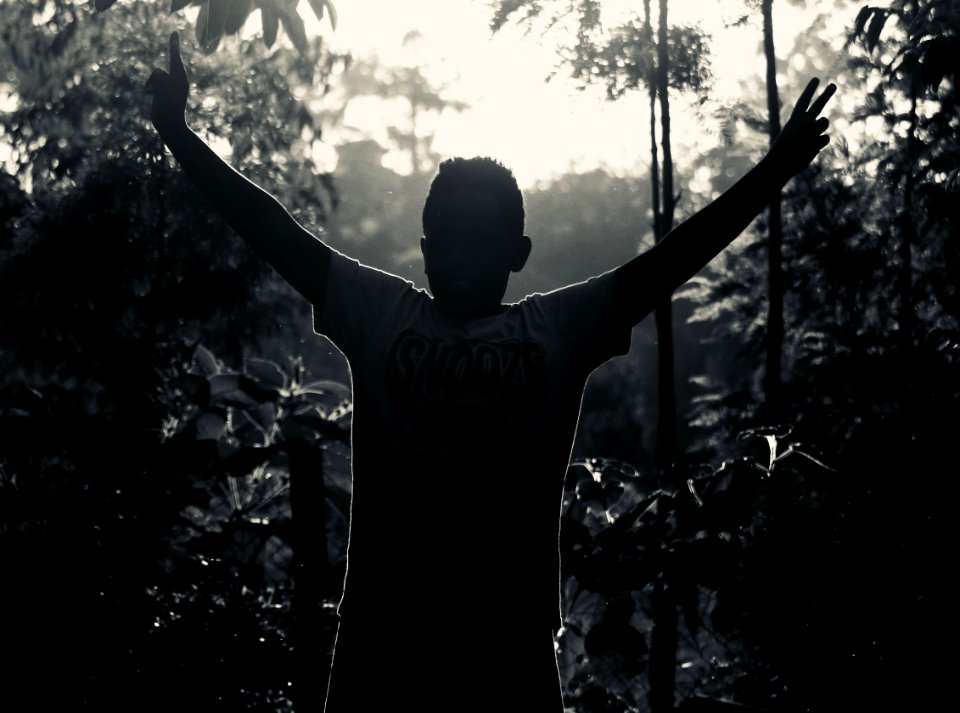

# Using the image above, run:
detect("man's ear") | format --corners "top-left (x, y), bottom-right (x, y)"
top-left (511, 235), bottom-right (532, 272)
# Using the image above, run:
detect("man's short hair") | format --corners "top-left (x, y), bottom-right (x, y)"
top-left (422, 157), bottom-right (525, 239)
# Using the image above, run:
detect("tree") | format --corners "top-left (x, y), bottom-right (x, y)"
top-left (852, 0), bottom-right (960, 349)
top-left (0, 2), bottom-right (351, 707)
top-left (491, 0), bottom-right (710, 475)
top-left (760, 0), bottom-right (786, 417)
top-left (336, 33), bottom-right (469, 177)
top-left (491, 3), bottom-right (712, 711)
top-left (674, 7), bottom-right (959, 704)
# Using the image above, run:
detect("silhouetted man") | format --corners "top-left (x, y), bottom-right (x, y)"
top-left (147, 31), bottom-right (836, 713)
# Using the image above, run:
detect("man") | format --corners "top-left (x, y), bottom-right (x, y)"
top-left (147, 31), bottom-right (835, 713)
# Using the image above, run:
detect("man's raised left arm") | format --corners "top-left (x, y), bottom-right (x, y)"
top-left (613, 77), bottom-right (838, 325)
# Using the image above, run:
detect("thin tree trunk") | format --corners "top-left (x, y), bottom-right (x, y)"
top-left (654, 0), bottom-right (677, 475)
top-left (649, 578), bottom-right (678, 713)
top-left (762, 0), bottom-right (784, 420)
top-left (649, 5), bottom-right (678, 710)
top-left (646, 0), bottom-right (661, 249)
top-left (289, 439), bottom-right (330, 712)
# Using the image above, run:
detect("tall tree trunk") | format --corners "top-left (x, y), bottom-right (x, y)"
top-left (646, 0), bottom-right (661, 254)
top-left (649, 6), bottom-right (678, 711)
top-left (288, 439), bottom-right (330, 712)
top-left (762, 0), bottom-right (784, 420)
top-left (649, 578), bottom-right (678, 713)
top-left (654, 0), bottom-right (677, 475)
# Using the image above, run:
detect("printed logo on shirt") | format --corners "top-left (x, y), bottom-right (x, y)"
top-left (386, 329), bottom-right (547, 403)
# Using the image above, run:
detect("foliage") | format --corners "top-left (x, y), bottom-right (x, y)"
top-left (670, 6), bottom-right (959, 707)
top-left (563, 14), bottom-right (711, 103)
top-left (557, 428), bottom-right (851, 712)
top-left (489, 0), bottom-right (711, 103)
top-left (0, 1), bottom-right (349, 707)
top-left (335, 46), bottom-right (469, 175)
top-left (94, 0), bottom-right (338, 55)
top-left (0, 343), bottom-right (351, 710)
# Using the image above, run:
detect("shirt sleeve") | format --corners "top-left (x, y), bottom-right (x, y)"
top-left (532, 268), bottom-right (633, 373)
top-left (312, 249), bottom-right (417, 361)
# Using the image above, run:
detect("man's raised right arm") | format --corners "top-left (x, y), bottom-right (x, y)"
top-left (146, 32), bottom-right (330, 307)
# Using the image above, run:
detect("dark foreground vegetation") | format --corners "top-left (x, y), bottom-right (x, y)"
top-left (1, 1), bottom-right (957, 711)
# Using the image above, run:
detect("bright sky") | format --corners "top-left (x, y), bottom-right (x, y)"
top-left (309, 0), bottom-right (862, 187)
top-left (0, 0), bottom-right (863, 188)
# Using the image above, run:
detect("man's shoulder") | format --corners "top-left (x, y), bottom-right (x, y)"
top-left (519, 269), bottom-right (619, 311)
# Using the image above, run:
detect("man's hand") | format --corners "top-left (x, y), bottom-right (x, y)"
top-left (768, 77), bottom-right (837, 180)
top-left (145, 32), bottom-right (189, 135)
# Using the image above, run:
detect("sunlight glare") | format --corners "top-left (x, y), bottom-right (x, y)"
top-left (306, 0), bottom-right (865, 185)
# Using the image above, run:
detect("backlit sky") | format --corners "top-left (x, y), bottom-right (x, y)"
top-left (310, 0), bottom-right (862, 187)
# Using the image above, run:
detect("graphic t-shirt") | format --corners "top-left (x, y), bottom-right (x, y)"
top-left (314, 250), bottom-right (631, 631)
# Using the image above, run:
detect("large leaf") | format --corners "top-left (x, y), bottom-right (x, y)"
top-left (307, 0), bottom-right (326, 22)
top-left (259, 1), bottom-right (280, 48)
top-left (179, 372), bottom-right (211, 406)
top-left (325, 0), bottom-right (338, 30)
top-left (243, 356), bottom-right (288, 392)
top-left (199, 0), bottom-right (231, 53)
top-left (278, 4), bottom-right (308, 55)
top-left (208, 373), bottom-right (260, 408)
top-left (295, 379), bottom-right (351, 401)
top-left (194, 409), bottom-right (227, 441)
top-left (224, 0), bottom-right (254, 35)
top-left (192, 344), bottom-right (221, 377)
top-left (95, 0), bottom-right (119, 11)
top-left (865, 9), bottom-right (890, 54)
top-left (285, 411), bottom-right (350, 443)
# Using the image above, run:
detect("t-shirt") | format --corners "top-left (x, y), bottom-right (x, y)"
top-left (313, 250), bottom-right (632, 632)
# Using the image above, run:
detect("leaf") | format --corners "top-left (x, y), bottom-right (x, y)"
top-left (865, 10), bottom-right (889, 54)
top-left (325, 0), bottom-right (338, 30)
top-left (195, 410), bottom-right (227, 441)
top-left (260, 3), bottom-right (279, 48)
top-left (170, 0), bottom-right (195, 12)
top-left (195, 1), bottom-right (209, 47)
top-left (199, 0), bottom-right (231, 53)
top-left (209, 374), bottom-right (260, 408)
top-left (192, 344), bottom-right (220, 377)
top-left (243, 357), bottom-right (287, 392)
top-left (919, 36), bottom-right (952, 93)
top-left (95, 0), bottom-right (119, 11)
top-left (296, 379), bottom-right (351, 400)
top-left (307, 0), bottom-right (325, 22)
top-left (241, 402), bottom-right (277, 434)
top-left (286, 412), bottom-right (350, 443)
top-left (853, 5), bottom-right (873, 39)
top-left (180, 373), bottom-right (211, 405)
top-left (773, 446), bottom-right (838, 473)
top-left (278, 5), bottom-right (308, 55)
top-left (224, 0), bottom-right (254, 35)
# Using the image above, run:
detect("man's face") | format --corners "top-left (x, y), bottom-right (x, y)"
top-left (421, 190), bottom-right (530, 318)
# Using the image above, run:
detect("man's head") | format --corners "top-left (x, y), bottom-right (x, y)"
top-left (421, 157), bottom-right (532, 318)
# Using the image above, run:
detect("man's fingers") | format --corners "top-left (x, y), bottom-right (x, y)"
top-left (809, 82), bottom-right (837, 118)
top-left (791, 77), bottom-right (820, 118)
top-left (815, 116), bottom-right (829, 133)
top-left (169, 31), bottom-right (187, 86)
top-left (144, 68), bottom-right (170, 95)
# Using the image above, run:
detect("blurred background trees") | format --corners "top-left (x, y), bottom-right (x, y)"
top-left (1, 0), bottom-right (957, 711)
